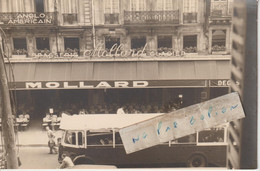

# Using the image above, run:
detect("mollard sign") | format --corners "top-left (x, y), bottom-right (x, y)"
top-left (119, 92), bottom-right (245, 154)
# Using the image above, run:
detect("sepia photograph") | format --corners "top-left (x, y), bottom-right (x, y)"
top-left (0, 0), bottom-right (257, 169)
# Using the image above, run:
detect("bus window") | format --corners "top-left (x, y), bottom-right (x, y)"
top-left (175, 133), bottom-right (197, 144)
top-left (78, 132), bottom-right (85, 146)
top-left (198, 128), bottom-right (225, 143)
top-left (64, 131), bottom-right (76, 145)
top-left (87, 132), bottom-right (113, 146)
top-left (115, 132), bottom-right (123, 145)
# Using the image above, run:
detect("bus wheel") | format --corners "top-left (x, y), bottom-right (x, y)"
top-left (74, 157), bottom-right (94, 165)
top-left (187, 154), bottom-right (207, 167)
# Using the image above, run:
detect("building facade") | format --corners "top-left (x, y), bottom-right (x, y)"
top-left (0, 0), bottom-right (233, 117)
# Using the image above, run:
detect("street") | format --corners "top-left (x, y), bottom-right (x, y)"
top-left (18, 147), bottom-right (60, 169)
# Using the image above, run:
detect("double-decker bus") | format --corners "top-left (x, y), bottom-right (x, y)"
top-left (58, 113), bottom-right (227, 168)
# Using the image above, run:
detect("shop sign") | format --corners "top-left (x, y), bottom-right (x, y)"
top-left (32, 52), bottom-right (78, 58)
top-left (11, 80), bottom-right (207, 90)
top-left (30, 43), bottom-right (185, 59)
top-left (210, 80), bottom-right (240, 87)
top-left (83, 43), bottom-right (185, 58)
top-left (6, 13), bottom-right (53, 25)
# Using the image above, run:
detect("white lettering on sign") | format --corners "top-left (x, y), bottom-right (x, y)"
top-left (26, 82), bottom-right (42, 88)
top-left (133, 81), bottom-right (149, 87)
top-left (46, 82), bottom-right (60, 88)
top-left (119, 92), bottom-right (245, 154)
top-left (114, 81), bottom-right (129, 87)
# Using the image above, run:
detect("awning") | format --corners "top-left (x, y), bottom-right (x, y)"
top-left (6, 60), bottom-right (231, 90)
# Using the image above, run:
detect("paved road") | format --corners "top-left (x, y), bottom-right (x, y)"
top-left (18, 147), bottom-right (60, 169)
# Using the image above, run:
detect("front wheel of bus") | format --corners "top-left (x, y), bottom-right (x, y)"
top-left (187, 154), bottom-right (207, 167)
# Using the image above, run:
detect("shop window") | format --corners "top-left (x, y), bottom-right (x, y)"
top-left (157, 35), bottom-right (172, 53)
top-left (105, 36), bottom-right (120, 51)
top-left (183, 35), bottom-right (197, 53)
top-left (212, 30), bottom-right (226, 52)
top-left (13, 38), bottom-right (27, 55)
top-left (36, 37), bottom-right (50, 51)
top-left (131, 36), bottom-right (146, 50)
top-left (198, 128), bottom-right (225, 143)
top-left (64, 37), bottom-right (79, 54)
top-left (35, 0), bottom-right (44, 12)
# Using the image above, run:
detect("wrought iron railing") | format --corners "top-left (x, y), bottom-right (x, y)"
top-left (104, 13), bottom-right (119, 24)
top-left (0, 12), bottom-right (56, 25)
top-left (63, 13), bottom-right (78, 25)
top-left (183, 12), bottom-right (197, 23)
top-left (124, 10), bottom-right (179, 24)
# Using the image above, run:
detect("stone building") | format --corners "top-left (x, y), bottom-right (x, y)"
top-left (0, 0), bottom-right (233, 118)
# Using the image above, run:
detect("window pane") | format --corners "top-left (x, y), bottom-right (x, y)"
top-left (176, 134), bottom-right (197, 143)
top-left (212, 30), bottom-right (226, 51)
top-left (198, 128), bottom-right (225, 143)
top-left (65, 131), bottom-right (76, 145)
top-left (36, 37), bottom-right (50, 50)
top-left (115, 132), bottom-right (123, 144)
top-left (78, 132), bottom-right (84, 146)
top-left (87, 132), bottom-right (113, 146)
top-left (35, 0), bottom-right (44, 12)
top-left (183, 35), bottom-right (197, 53)
top-left (64, 37), bottom-right (79, 52)
top-left (105, 36), bottom-right (120, 50)
top-left (13, 38), bottom-right (27, 50)
top-left (158, 35), bottom-right (172, 49)
top-left (131, 36), bottom-right (146, 49)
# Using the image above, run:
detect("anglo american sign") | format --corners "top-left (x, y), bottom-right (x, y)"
top-left (3, 13), bottom-right (53, 25)
top-left (10, 80), bottom-right (207, 90)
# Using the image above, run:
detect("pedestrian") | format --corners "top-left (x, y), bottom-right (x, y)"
top-left (58, 154), bottom-right (74, 169)
top-left (46, 126), bottom-right (58, 154)
top-left (117, 106), bottom-right (125, 115)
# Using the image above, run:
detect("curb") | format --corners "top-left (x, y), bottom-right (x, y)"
top-left (17, 144), bottom-right (48, 147)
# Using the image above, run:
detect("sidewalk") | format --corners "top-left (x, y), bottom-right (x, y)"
top-left (0, 129), bottom-right (63, 146)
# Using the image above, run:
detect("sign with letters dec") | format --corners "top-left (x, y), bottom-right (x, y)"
top-left (119, 92), bottom-right (245, 154)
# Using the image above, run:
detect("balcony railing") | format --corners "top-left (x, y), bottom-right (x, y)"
top-left (183, 12), bottom-right (197, 24)
top-left (0, 12), bottom-right (56, 26)
top-left (124, 10), bottom-right (179, 25)
top-left (104, 13), bottom-right (119, 24)
top-left (209, 10), bottom-right (231, 25)
top-left (63, 13), bottom-right (78, 25)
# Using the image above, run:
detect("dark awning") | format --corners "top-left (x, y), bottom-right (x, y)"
top-left (6, 59), bottom-right (231, 89)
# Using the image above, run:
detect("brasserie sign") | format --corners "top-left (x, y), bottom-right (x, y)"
top-left (31, 43), bottom-right (185, 59)
top-left (10, 80), bottom-right (207, 89)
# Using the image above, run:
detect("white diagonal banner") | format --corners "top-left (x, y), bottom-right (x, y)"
top-left (119, 92), bottom-right (245, 154)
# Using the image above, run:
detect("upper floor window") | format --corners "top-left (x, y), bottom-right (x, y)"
top-left (183, 0), bottom-right (198, 13)
top-left (157, 0), bottom-right (173, 11)
top-left (13, 38), bottom-right (27, 50)
top-left (212, 30), bottom-right (226, 52)
top-left (130, 0), bottom-right (146, 11)
top-left (64, 37), bottom-right (80, 54)
top-left (105, 36), bottom-right (120, 50)
top-left (183, 35), bottom-right (197, 53)
top-left (104, 0), bottom-right (119, 13)
top-left (158, 35), bottom-right (172, 52)
top-left (131, 36), bottom-right (146, 50)
top-left (35, 0), bottom-right (44, 12)
top-left (36, 37), bottom-right (50, 51)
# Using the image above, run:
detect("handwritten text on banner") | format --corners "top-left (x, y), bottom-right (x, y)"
top-left (119, 92), bottom-right (245, 154)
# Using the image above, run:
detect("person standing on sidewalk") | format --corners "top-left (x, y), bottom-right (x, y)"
top-left (46, 126), bottom-right (58, 154)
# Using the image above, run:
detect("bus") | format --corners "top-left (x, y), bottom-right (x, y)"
top-left (58, 113), bottom-right (227, 168)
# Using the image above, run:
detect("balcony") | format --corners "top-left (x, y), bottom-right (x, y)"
top-left (0, 12), bottom-right (56, 26)
top-left (63, 13), bottom-right (78, 25)
top-left (104, 13), bottom-right (119, 24)
top-left (183, 12), bottom-right (197, 24)
top-left (124, 10), bottom-right (179, 25)
top-left (209, 10), bottom-right (231, 25)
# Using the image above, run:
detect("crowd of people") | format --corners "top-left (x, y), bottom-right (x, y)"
top-left (56, 100), bottom-right (183, 116)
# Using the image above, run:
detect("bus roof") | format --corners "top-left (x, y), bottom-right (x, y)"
top-left (60, 113), bottom-right (163, 130)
